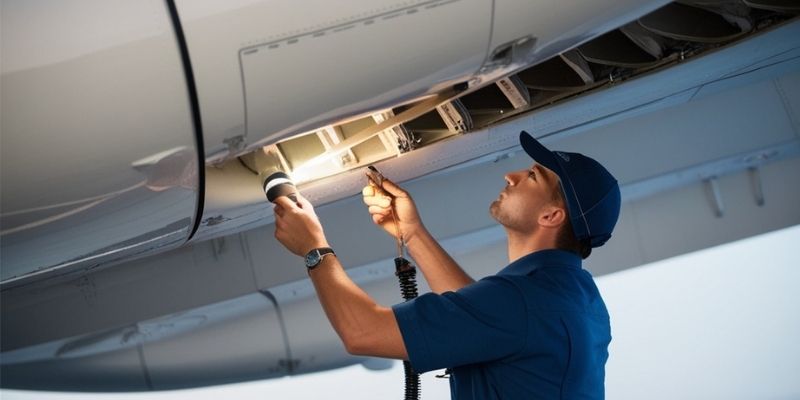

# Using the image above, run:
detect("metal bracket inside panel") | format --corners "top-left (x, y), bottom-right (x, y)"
top-left (496, 75), bottom-right (530, 109)
top-left (436, 99), bottom-right (472, 134)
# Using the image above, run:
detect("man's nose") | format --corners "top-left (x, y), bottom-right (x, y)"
top-left (504, 170), bottom-right (521, 186)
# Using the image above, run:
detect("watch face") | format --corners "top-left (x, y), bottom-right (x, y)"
top-left (305, 251), bottom-right (320, 267)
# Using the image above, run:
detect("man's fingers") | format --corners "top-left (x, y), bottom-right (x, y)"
top-left (362, 195), bottom-right (391, 208)
top-left (273, 195), bottom-right (298, 209)
top-left (274, 204), bottom-right (286, 218)
top-left (368, 205), bottom-right (391, 216)
top-left (363, 183), bottom-right (392, 200)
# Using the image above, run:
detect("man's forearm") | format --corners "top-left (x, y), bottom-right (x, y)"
top-left (308, 256), bottom-right (408, 360)
top-left (405, 227), bottom-right (474, 293)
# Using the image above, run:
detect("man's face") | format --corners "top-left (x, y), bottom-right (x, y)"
top-left (490, 162), bottom-right (562, 233)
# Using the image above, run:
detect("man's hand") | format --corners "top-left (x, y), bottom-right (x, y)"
top-left (364, 178), bottom-right (474, 293)
top-left (273, 195), bottom-right (329, 256)
top-left (361, 179), bottom-right (423, 243)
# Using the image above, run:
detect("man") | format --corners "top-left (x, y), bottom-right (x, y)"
top-left (273, 130), bottom-right (621, 399)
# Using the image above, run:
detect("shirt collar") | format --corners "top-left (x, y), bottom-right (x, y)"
top-left (497, 249), bottom-right (582, 276)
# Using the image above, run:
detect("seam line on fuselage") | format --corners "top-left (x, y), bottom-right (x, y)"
top-left (165, 0), bottom-right (206, 242)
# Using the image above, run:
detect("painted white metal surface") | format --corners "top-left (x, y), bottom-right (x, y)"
top-left (140, 293), bottom-right (286, 390)
top-left (176, 0), bottom-right (671, 161)
top-left (175, 0), bottom-right (491, 161)
top-left (0, 293), bottom-right (288, 391)
top-left (0, 0), bottom-right (199, 284)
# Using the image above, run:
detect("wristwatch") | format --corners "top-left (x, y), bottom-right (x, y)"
top-left (304, 247), bottom-right (335, 271)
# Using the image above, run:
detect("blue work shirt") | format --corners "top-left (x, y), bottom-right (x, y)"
top-left (392, 249), bottom-right (611, 399)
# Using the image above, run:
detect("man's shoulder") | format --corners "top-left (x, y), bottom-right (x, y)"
top-left (490, 268), bottom-right (608, 317)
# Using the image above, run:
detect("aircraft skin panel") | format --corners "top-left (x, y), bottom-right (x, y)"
top-left (140, 293), bottom-right (287, 391)
top-left (175, 0), bottom-right (493, 160)
top-left (238, 0), bottom-right (490, 152)
top-left (0, 344), bottom-right (150, 392)
top-left (0, 0), bottom-right (199, 285)
top-left (0, 292), bottom-right (290, 391)
top-left (176, 0), bottom-right (670, 161)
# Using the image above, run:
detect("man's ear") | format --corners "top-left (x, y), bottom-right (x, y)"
top-left (538, 204), bottom-right (566, 229)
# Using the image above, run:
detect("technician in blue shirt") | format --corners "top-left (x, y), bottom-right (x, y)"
top-left (273, 130), bottom-right (621, 399)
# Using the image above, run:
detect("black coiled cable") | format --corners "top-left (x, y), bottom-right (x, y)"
top-left (395, 257), bottom-right (420, 400)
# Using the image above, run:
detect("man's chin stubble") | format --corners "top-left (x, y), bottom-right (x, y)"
top-left (489, 201), bottom-right (502, 223)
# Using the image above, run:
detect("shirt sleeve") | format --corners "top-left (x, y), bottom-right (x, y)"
top-left (392, 276), bottom-right (528, 373)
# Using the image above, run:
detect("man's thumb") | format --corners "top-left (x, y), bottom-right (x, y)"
top-left (381, 179), bottom-right (407, 198)
top-left (273, 195), bottom-right (298, 209)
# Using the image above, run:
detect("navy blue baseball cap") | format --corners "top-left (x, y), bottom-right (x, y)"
top-left (519, 131), bottom-right (621, 247)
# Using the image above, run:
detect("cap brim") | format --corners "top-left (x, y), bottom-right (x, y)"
top-left (519, 131), bottom-right (563, 176)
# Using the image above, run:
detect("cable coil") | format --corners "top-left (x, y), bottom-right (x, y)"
top-left (395, 257), bottom-right (420, 400)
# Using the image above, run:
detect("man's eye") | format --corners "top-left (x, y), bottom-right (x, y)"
top-left (528, 170), bottom-right (536, 180)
